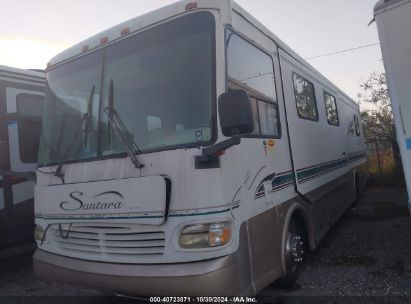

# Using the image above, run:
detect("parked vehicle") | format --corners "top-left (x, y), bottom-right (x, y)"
top-left (33, 0), bottom-right (367, 296)
top-left (374, 0), bottom-right (411, 208)
top-left (0, 65), bottom-right (45, 250)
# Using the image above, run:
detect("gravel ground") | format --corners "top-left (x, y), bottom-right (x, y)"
top-left (261, 185), bottom-right (411, 302)
top-left (0, 185), bottom-right (410, 303)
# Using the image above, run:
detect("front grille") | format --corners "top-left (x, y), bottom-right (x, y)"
top-left (49, 224), bottom-right (165, 260)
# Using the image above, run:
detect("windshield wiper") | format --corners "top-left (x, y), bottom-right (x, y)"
top-left (54, 85), bottom-right (95, 183)
top-left (83, 85), bottom-right (95, 147)
top-left (104, 79), bottom-right (144, 169)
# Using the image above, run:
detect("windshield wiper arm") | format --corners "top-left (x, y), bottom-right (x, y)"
top-left (83, 85), bottom-right (95, 147)
top-left (54, 85), bottom-right (95, 182)
top-left (104, 79), bottom-right (144, 169)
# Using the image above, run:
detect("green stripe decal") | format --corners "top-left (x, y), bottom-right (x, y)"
top-left (297, 152), bottom-right (366, 184)
top-left (255, 171), bottom-right (295, 198)
top-left (255, 152), bottom-right (366, 198)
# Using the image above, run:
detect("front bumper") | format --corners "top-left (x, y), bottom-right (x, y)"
top-left (33, 246), bottom-right (253, 296)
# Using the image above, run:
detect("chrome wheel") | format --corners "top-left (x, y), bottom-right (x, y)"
top-left (285, 232), bottom-right (304, 273)
top-left (277, 217), bottom-right (306, 288)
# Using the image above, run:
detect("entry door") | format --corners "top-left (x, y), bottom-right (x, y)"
top-left (3, 86), bottom-right (44, 246)
top-left (225, 30), bottom-right (294, 217)
top-left (6, 87), bottom-right (44, 203)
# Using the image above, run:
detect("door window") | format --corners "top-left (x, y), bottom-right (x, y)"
top-left (16, 94), bottom-right (44, 163)
top-left (226, 31), bottom-right (280, 138)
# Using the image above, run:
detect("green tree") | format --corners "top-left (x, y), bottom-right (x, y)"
top-left (357, 72), bottom-right (393, 142)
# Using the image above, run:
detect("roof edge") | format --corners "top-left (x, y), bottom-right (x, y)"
top-left (48, 0), bottom-right (229, 67)
top-left (374, 0), bottom-right (411, 16)
top-left (0, 65), bottom-right (45, 77)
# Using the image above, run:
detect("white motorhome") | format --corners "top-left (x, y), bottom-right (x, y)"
top-left (33, 0), bottom-right (367, 296)
top-left (374, 0), bottom-right (411, 207)
top-left (0, 66), bottom-right (45, 250)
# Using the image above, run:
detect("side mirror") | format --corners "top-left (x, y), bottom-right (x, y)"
top-left (218, 90), bottom-right (254, 137)
top-left (0, 140), bottom-right (9, 169)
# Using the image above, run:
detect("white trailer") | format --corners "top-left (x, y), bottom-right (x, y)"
top-left (33, 0), bottom-right (367, 296)
top-left (0, 66), bottom-right (45, 249)
top-left (374, 0), bottom-right (411, 207)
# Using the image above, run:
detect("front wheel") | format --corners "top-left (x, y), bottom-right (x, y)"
top-left (277, 217), bottom-right (305, 289)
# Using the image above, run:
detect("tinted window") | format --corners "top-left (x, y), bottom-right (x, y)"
top-left (39, 12), bottom-right (215, 165)
top-left (101, 12), bottom-right (214, 154)
top-left (227, 32), bottom-right (280, 138)
top-left (293, 73), bottom-right (318, 121)
top-left (324, 91), bottom-right (339, 125)
top-left (247, 99), bottom-right (280, 137)
top-left (16, 94), bottom-right (44, 163)
top-left (249, 99), bottom-right (260, 135)
top-left (258, 100), bottom-right (280, 136)
top-left (40, 50), bottom-right (103, 164)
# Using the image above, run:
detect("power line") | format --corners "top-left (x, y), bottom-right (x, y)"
top-left (305, 43), bottom-right (380, 60)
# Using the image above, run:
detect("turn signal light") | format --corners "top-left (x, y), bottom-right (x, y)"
top-left (81, 45), bottom-right (89, 53)
top-left (34, 225), bottom-right (45, 242)
top-left (121, 27), bottom-right (130, 36)
top-left (185, 2), bottom-right (197, 10)
top-left (100, 36), bottom-right (108, 44)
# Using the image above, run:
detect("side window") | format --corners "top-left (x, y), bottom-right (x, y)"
top-left (247, 98), bottom-right (280, 137)
top-left (227, 31), bottom-right (280, 138)
top-left (16, 94), bottom-right (44, 163)
top-left (293, 73), bottom-right (318, 121)
top-left (324, 91), bottom-right (339, 126)
top-left (354, 115), bottom-right (361, 136)
top-left (258, 100), bottom-right (280, 136)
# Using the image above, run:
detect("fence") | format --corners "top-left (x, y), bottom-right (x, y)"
top-left (366, 139), bottom-right (404, 185)
top-left (366, 140), bottom-right (395, 175)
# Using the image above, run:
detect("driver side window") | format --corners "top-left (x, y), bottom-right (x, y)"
top-left (226, 30), bottom-right (280, 138)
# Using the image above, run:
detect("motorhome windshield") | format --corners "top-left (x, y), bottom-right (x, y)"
top-left (38, 12), bottom-right (215, 166)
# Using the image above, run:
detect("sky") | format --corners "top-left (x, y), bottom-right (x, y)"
top-left (0, 0), bottom-right (384, 100)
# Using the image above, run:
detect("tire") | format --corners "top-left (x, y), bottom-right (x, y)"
top-left (277, 217), bottom-right (305, 289)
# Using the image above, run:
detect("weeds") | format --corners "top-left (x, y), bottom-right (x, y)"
top-left (367, 150), bottom-right (405, 187)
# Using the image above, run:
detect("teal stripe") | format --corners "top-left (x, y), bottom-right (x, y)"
top-left (170, 208), bottom-right (231, 217)
top-left (297, 159), bottom-right (346, 182)
top-left (35, 215), bottom-right (164, 220)
top-left (255, 171), bottom-right (295, 196)
top-left (272, 173), bottom-right (295, 188)
top-left (298, 153), bottom-right (366, 183)
top-left (35, 205), bottom-right (240, 221)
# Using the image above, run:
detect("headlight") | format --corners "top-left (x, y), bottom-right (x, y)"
top-left (34, 224), bottom-right (45, 242)
top-left (179, 221), bottom-right (232, 249)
